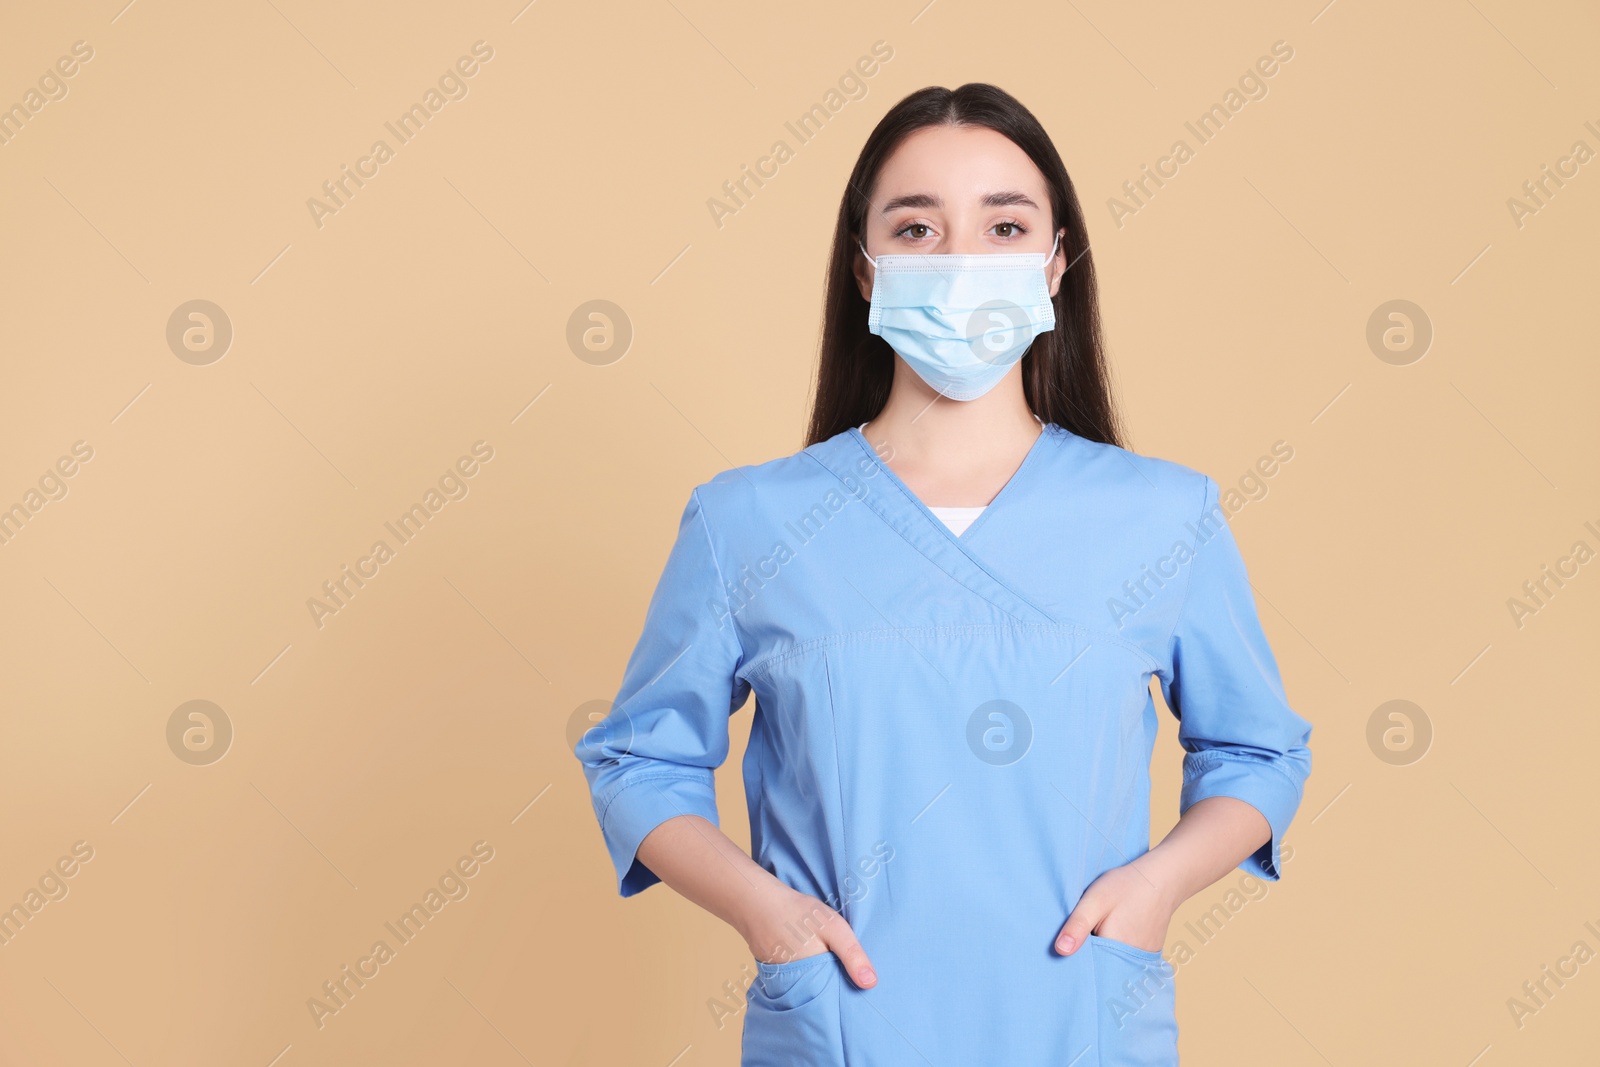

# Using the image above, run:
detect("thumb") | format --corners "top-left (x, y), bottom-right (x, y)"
top-left (1055, 898), bottom-right (1106, 956)
top-left (823, 918), bottom-right (877, 990)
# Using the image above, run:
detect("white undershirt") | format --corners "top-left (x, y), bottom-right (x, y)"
top-left (926, 505), bottom-right (986, 536)
top-left (857, 422), bottom-right (988, 535)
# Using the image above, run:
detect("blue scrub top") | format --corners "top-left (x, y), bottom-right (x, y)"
top-left (575, 422), bottom-right (1313, 1066)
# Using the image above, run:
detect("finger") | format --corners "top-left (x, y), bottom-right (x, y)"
top-left (1055, 902), bottom-right (1105, 956)
top-left (823, 917), bottom-right (877, 989)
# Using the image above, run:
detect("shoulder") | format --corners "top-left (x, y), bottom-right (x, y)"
top-left (1049, 426), bottom-right (1216, 520)
top-left (685, 429), bottom-right (862, 528)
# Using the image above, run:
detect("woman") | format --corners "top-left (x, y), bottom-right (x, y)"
top-left (575, 83), bottom-right (1313, 1066)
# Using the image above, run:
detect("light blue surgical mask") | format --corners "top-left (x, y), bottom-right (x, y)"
top-left (859, 230), bottom-right (1062, 401)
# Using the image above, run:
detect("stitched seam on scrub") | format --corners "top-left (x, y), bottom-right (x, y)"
top-left (1184, 749), bottom-right (1304, 792)
top-left (822, 648), bottom-right (853, 927)
top-left (803, 447), bottom-right (1041, 626)
top-left (749, 687), bottom-right (769, 871)
top-left (596, 772), bottom-right (710, 827)
top-left (691, 485), bottom-right (749, 667)
top-left (1091, 933), bottom-right (1166, 965)
top-left (743, 622), bottom-right (1162, 681)
top-left (745, 623), bottom-right (1160, 679)
top-left (757, 952), bottom-right (835, 976)
top-left (838, 434), bottom-right (1060, 624)
top-left (1162, 473), bottom-right (1217, 665)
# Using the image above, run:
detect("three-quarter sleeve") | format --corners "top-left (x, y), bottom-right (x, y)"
top-left (1157, 475), bottom-right (1313, 882)
top-left (574, 486), bottom-right (750, 897)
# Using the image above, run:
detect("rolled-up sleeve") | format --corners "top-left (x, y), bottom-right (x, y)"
top-left (574, 486), bottom-right (750, 897)
top-left (1158, 475), bottom-right (1312, 881)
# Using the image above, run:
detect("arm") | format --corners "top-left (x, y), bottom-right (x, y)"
top-left (1054, 797), bottom-right (1270, 954)
top-left (575, 488), bottom-right (878, 986)
top-left (1056, 474), bottom-right (1313, 955)
top-left (1139, 795), bottom-right (1272, 906)
top-left (635, 815), bottom-right (878, 987)
top-left (634, 814), bottom-right (776, 938)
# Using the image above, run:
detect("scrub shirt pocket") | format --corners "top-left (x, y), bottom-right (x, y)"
top-left (742, 952), bottom-right (847, 1066)
top-left (1089, 933), bottom-right (1179, 1066)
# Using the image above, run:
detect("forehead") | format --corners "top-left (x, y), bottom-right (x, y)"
top-left (870, 125), bottom-right (1049, 212)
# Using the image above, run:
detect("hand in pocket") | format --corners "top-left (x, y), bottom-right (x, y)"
top-left (739, 881), bottom-right (878, 989)
top-left (1054, 861), bottom-right (1176, 956)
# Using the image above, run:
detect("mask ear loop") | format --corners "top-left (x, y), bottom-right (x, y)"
top-left (857, 238), bottom-right (877, 268)
top-left (1043, 229), bottom-right (1066, 296)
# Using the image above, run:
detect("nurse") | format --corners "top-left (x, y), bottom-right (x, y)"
top-left (575, 82), bottom-right (1313, 1066)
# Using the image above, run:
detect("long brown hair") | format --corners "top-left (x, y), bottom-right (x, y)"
top-left (804, 83), bottom-right (1125, 450)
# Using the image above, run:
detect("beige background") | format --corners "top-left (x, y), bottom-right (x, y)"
top-left (1, 0), bottom-right (1596, 1063)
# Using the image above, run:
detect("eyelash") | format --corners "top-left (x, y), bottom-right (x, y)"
top-left (892, 218), bottom-right (1031, 240)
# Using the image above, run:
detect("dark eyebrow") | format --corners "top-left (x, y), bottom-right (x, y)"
top-left (878, 190), bottom-right (1041, 214)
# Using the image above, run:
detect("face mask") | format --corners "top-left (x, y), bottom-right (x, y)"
top-left (859, 230), bottom-right (1061, 401)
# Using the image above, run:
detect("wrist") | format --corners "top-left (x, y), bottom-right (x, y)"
top-left (727, 870), bottom-right (789, 943)
top-left (1131, 846), bottom-right (1190, 913)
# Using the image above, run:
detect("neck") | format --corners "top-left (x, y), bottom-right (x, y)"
top-left (863, 366), bottom-right (1042, 463)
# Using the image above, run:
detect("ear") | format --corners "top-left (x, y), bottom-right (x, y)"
top-left (852, 236), bottom-right (875, 304)
top-left (1047, 228), bottom-right (1068, 299)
